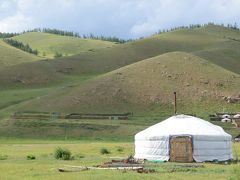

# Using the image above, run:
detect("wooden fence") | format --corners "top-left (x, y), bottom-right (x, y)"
top-left (11, 111), bottom-right (132, 120)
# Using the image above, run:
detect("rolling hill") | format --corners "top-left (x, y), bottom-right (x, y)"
top-left (0, 25), bottom-right (239, 88)
top-left (192, 25), bottom-right (240, 74)
top-left (11, 32), bottom-right (116, 58)
top-left (11, 52), bottom-right (240, 115)
top-left (0, 25), bottom-right (240, 139)
top-left (0, 39), bottom-right (41, 66)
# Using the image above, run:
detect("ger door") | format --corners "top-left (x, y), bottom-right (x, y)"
top-left (170, 136), bottom-right (193, 162)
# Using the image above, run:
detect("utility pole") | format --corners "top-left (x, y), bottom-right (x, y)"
top-left (174, 92), bottom-right (177, 115)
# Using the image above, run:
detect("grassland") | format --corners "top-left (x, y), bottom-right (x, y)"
top-left (0, 25), bottom-right (240, 179)
top-left (0, 25), bottom-right (239, 150)
top-left (0, 25), bottom-right (239, 88)
top-left (0, 139), bottom-right (240, 180)
top-left (12, 52), bottom-right (240, 114)
top-left (0, 39), bottom-right (41, 66)
top-left (0, 48), bottom-right (239, 140)
top-left (11, 32), bottom-right (116, 58)
top-left (0, 73), bottom-right (98, 118)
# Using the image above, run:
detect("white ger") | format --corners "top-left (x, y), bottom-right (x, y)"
top-left (134, 114), bottom-right (233, 162)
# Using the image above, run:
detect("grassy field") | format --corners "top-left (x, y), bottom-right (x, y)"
top-left (11, 32), bottom-right (116, 58)
top-left (11, 52), bottom-right (240, 114)
top-left (0, 25), bottom-right (239, 88)
top-left (0, 116), bottom-right (239, 141)
top-left (0, 73), bottom-right (98, 118)
top-left (0, 39), bottom-right (41, 66)
top-left (0, 25), bottom-right (240, 179)
top-left (0, 139), bottom-right (239, 180)
top-left (0, 52), bottom-right (239, 140)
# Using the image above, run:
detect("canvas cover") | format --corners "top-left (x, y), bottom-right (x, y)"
top-left (134, 114), bottom-right (233, 162)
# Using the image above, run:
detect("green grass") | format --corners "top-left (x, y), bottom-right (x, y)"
top-left (49, 25), bottom-right (239, 75)
top-left (0, 52), bottom-right (239, 140)
top-left (11, 32), bottom-right (116, 58)
top-left (0, 112), bottom-right (239, 141)
top-left (194, 40), bottom-right (240, 74)
top-left (1, 25), bottom-right (239, 88)
top-left (0, 88), bottom-right (53, 111)
top-left (0, 139), bottom-right (239, 179)
top-left (0, 73), bottom-right (99, 120)
top-left (0, 118), bottom-right (146, 141)
top-left (0, 39), bottom-right (41, 66)
top-left (12, 52), bottom-right (240, 114)
top-left (0, 26), bottom-right (239, 179)
top-left (0, 25), bottom-right (240, 146)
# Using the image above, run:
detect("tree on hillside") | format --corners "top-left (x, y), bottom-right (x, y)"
top-left (3, 39), bottom-right (39, 55)
top-left (0, 32), bottom-right (19, 38)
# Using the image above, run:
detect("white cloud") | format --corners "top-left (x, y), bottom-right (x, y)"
top-left (17, 0), bottom-right (34, 12)
top-left (0, 0), bottom-right (240, 38)
top-left (130, 0), bottom-right (186, 36)
top-left (129, 0), bottom-right (240, 37)
top-left (0, 1), bottom-right (11, 9)
top-left (0, 0), bottom-right (34, 32)
top-left (0, 12), bottom-right (33, 32)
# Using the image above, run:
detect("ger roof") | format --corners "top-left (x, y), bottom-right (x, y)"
top-left (135, 114), bottom-right (231, 140)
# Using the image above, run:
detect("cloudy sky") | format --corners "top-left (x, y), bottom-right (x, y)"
top-left (0, 0), bottom-right (240, 38)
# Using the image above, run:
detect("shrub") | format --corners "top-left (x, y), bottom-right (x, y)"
top-left (27, 155), bottom-right (36, 160)
top-left (100, 148), bottom-right (111, 155)
top-left (54, 147), bottom-right (72, 160)
top-left (0, 155), bottom-right (8, 160)
top-left (54, 52), bottom-right (63, 58)
top-left (116, 146), bottom-right (124, 153)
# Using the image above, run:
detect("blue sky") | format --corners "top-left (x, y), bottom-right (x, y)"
top-left (0, 0), bottom-right (240, 39)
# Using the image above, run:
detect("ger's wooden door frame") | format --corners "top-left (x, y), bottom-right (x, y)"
top-left (169, 135), bottom-right (193, 162)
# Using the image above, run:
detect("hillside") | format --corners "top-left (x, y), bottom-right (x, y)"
top-left (0, 39), bottom-right (41, 66)
top-left (0, 25), bottom-right (239, 87)
top-left (12, 52), bottom-right (240, 115)
top-left (50, 25), bottom-right (239, 75)
top-left (11, 32), bottom-right (116, 58)
top-left (192, 25), bottom-right (240, 74)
